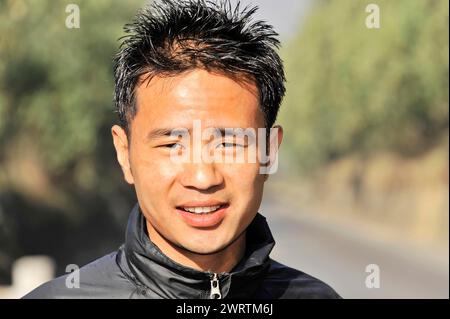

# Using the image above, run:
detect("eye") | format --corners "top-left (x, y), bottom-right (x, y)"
top-left (219, 142), bottom-right (244, 148)
top-left (161, 143), bottom-right (183, 150)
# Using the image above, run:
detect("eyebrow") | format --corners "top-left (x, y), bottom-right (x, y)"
top-left (146, 128), bottom-right (189, 140)
top-left (146, 127), bottom-right (256, 141)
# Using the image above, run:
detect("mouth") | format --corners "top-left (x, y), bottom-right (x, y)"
top-left (175, 203), bottom-right (229, 228)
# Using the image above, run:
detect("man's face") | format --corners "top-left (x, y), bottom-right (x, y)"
top-left (112, 69), bottom-right (282, 255)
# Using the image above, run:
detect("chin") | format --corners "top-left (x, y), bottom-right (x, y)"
top-left (179, 237), bottom-right (230, 255)
top-left (181, 242), bottom-right (224, 255)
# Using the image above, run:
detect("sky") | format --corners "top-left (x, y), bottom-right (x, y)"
top-left (229, 0), bottom-right (313, 40)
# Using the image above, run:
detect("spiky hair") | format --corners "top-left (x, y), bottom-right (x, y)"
top-left (114, 0), bottom-right (286, 133)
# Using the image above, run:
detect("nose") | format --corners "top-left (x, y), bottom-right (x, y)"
top-left (179, 161), bottom-right (224, 191)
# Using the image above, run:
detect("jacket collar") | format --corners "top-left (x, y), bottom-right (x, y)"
top-left (120, 203), bottom-right (275, 298)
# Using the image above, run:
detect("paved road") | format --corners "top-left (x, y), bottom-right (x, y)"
top-left (259, 195), bottom-right (449, 298)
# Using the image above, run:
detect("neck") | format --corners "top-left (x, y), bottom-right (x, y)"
top-left (146, 220), bottom-right (246, 273)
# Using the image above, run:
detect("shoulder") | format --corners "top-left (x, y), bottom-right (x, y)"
top-left (259, 259), bottom-right (341, 299)
top-left (22, 251), bottom-right (137, 299)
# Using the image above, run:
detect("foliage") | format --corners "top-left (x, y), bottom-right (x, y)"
top-left (279, 0), bottom-right (449, 172)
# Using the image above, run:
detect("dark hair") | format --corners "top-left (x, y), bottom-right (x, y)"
top-left (114, 0), bottom-right (285, 134)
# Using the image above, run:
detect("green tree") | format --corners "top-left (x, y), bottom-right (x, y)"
top-left (0, 0), bottom-right (144, 281)
top-left (279, 0), bottom-right (449, 172)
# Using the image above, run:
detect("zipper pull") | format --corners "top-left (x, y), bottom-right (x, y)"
top-left (209, 273), bottom-right (222, 299)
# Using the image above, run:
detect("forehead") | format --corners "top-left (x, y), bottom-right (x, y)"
top-left (133, 69), bottom-right (264, 133)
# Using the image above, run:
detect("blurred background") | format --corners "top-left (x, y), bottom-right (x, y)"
top-left (0, 0), bottom-right (448, 298)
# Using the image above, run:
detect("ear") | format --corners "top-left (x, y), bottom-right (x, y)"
top-left (263, 125), bottom-right (283, 181)
top-left (111, 125), bottom-right (135, 185)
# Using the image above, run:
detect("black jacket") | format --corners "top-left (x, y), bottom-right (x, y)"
top-left (24, 204), bottom-right (341, 299)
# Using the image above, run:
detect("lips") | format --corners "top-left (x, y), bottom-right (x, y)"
top-left (175, 202), bottom-right (229, 228)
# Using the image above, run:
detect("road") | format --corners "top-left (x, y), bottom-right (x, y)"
top-left (259, 194), bottom-right (449, 298)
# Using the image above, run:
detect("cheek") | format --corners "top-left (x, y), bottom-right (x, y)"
top-left (224, 162), bottom-right (265, 200)
top-left (222, 164), bottom-right (264, 232)
top-left (130, 147), bottom-right (179, 198)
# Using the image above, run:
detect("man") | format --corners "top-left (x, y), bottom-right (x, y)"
top-left (24, 0), bottom-right (340, 299)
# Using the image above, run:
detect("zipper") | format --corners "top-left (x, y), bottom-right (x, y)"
top-left (209, 273), bottom-right (222, 299)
